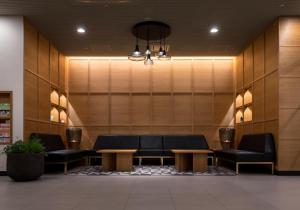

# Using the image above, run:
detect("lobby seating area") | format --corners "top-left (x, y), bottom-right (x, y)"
top-left (216, 133), bottom-right (276, 174)
top-left (2, 1), bottom-right (300, 210)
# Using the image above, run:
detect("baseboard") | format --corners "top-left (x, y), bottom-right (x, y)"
top-left (0, 171), bottom-right (7, 176)
top-left (276, 171), bottom-right (300, 176)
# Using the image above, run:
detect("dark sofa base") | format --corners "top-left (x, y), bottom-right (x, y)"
top-left (216, 157), bottom-right (274, 175)
top-left (45, 157), bottom-right (88, 175)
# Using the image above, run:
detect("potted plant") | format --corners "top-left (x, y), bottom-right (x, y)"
top-left (4, 138), bottom-right (45, 181)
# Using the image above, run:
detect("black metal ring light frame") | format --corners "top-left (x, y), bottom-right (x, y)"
top-left (131, 21), bottom-right (171, 41)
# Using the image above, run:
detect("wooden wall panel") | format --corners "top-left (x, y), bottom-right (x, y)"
top-left (132, 126), bottom-right (151, 135)
top-left (38, 122), bottom-right (50, 134)
top-left (88, 95), bottom-right (109, 125)
top-left (69, 59), bottom-right (89, 92)
top-left (265, 20), bottom-right (279, 73)
top-left (277, 140), bottom-right (300, 171)
top-left (214, 60), bottom-right (233, 92)
top-left (253, 79), bottom-right (264, 122)
top-left (111, 95), bottom-right (130, 125)
top-left (38, 79), bottom-right (50, 121)
top-left (236, 53), bottom-right (244, 90)
top-left (59, 54), bottom-right (65, 91)
top-left (110, 126), bottom-right (131, 134)
top-left (24, 20), bottom-right (66, 144)
top-left (38, 34), bottom-right (49, 79)
top-left (253, 34), bottom-right (265, 80)
top-left (279, 78), bottom-right (300, 109)
top-left (131, 62), bottom-right (150, 92)
top-left (24, 20), bottom-right (38, 73)
top-left (253, 122), bottom-right (264, 134)
top-left (194, 94), bottom-right (213, 125)
top-left (243, 45), bottom-right (254, 86)
top-left (265, 71), bottom-right (278, 120)
top-left (110, 61), bottom-right (130, 92)
top-left (68, 95), bottom-right (88, 126)
top-left (152, 61), bottom-right (171, 92)
top-left (170, 126), bottom-right (193, 135)
top-left (279, 109), bottom-right (300, 139)
top-left (279, 18), bottom-right (300, 46)
top-left (279, 47), bottom-right (300, 77)
top-left (193, 60), bottom-right (213, 92)
top-left (24, 71), bottom-right (38, 119)
top-left (89, 60), bottom-right (109, 93)
top-left (50, 45), bottom-right (59, 86)
top-left (67, 58), bottom-right (234, 148)
top-left (152, 95), bottom-right (172, 125)
top-left (24, 120), bottom-right (38, 141)
top-left (172, 60), bottom-right (192, 92)
top-left (131, 95), bottom-right (151, 125)
top-left (173, 94), bottom-right (192, 125)
top-left (214, 94), bottom-right (234, 126)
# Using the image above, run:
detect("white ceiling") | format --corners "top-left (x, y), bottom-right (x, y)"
top-left (1, 0), bottom-right (300, 56)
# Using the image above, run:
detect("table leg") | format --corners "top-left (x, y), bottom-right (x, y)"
top-left (193, 154), bottom-right (208, 172)
top-left (116, 153), bottom-right (133, 172)
top-left (175, 153), bottom-right (193, 172)
top-left (102, 153), bottom-right (116, 171)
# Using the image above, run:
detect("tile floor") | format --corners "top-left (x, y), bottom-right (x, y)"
top-left (0, 173), bottom-right (300, 210)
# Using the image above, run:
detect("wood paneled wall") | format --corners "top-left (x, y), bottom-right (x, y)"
top-left (24, 19), bottom-right (66, 142)
top-left (235, 20), bottom-right (279, 151)
top-left (67, 58), bottom-right (234, 149)
top-left (278, 17), bottom-right (300, 171)
top-left (236, 17), bottom-right (300, 171)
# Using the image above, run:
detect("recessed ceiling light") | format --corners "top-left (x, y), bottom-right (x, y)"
top-left (77, 27), bottom-right (86, 34)
top-left (210, 27), bottom-right (219, 34)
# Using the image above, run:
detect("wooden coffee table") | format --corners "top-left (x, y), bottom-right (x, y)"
top-left (171, 150), bottom-right (213, 172)
top-left (97, 149), bottom-right (137, 172)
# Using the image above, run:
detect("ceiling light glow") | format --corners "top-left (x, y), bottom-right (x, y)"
top-left (210, 27), bottom-right (219, 34)
top-left (77, 27), bottom-right (86, 34)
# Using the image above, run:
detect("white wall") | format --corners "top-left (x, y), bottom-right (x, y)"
top-left (0, 16), bottom-right (24, 171)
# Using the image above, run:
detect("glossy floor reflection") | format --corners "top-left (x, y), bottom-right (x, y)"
top-left (0, 173), bottom-right (300, 210)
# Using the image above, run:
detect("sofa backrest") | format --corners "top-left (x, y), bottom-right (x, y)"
top-left (94, 135), bottom-right (139, 150)
top-left (238, 133), bottom-right (275, 155)
top-left (139, 136), bottom-right (163, 150)
top-left (163, 135), bottom-right (209, 150)
top-left (30, 133), bottom-right (66, 152)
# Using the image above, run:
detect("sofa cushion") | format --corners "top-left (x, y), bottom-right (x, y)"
top-left (45, 149), bottom-right (87, 162)
top-left (215, 149), bottom-right (274, 162)
top-left (95, 135), bottom-right (139, 150)
top-left (238, 133), bottom-right (275, 154)
top-left (163, 135), bottom-right (209, 150)
top-left (30, 133), bottom-right (66, 152)
top-left (140, 136), bottom-right (163, 149)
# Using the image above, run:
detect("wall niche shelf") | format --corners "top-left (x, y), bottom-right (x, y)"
top-left (50, 89), bottom-right (67, 123)
top-left (235, 89), bottom-right (253, 124)
top-left (244, 89), bottom-right (253, 105)
top-left (244, 106), bottom-right (253, 122)
top-left (0, 91), bottom-right (12, 145)
top-left (59, 110), bottom-right (67, 124)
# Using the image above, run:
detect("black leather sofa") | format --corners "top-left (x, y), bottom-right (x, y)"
top-left (90, 135), bottom-right (212, 165)
top-left (30, 133), bottom-right (88, 174)
top-left (215, 133), bottom-right (276, 174)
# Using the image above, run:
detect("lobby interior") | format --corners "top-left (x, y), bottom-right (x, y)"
top-left (1, 0), bottom-right (300, 210)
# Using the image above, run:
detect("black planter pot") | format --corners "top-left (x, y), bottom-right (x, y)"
top-left (6, 153), bottom-right (44, 182)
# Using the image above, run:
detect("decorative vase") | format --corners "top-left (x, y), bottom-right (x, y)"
top-left (7, 153), bottom-right (44, 181)
top-left (66, 128), bottom-right (82, 149)
top-left (219, 128), bottom-right (235, 150)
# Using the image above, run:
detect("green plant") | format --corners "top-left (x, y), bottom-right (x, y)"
top-left (4, 138), bottom-right (45, 154)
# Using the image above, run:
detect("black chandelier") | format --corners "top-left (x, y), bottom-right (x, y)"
top-left (128, 21), bottom-right (171, 65)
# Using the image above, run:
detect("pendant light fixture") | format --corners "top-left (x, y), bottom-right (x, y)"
top-left (158, 36), bottom-right (171, 60)
top-left (128, 21), bottom-right (171, 65)
top-left (128, 30), bottom-right (145, 61)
